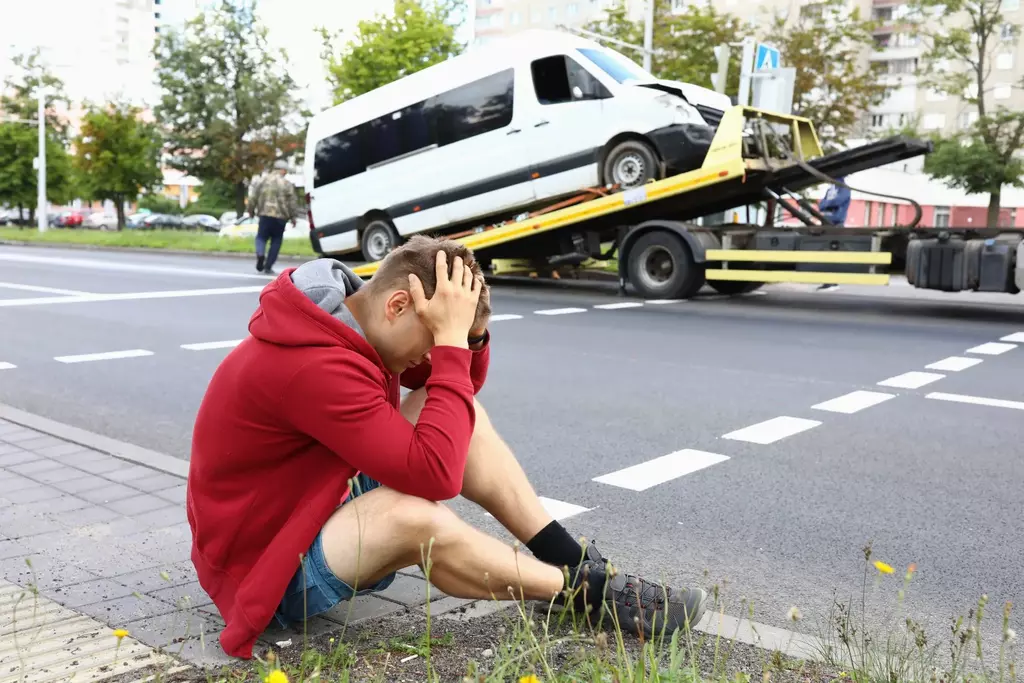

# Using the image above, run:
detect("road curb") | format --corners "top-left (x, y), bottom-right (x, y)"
top-left (0, 402), bottom-right (188, 478)
top-left (0, 238), bottom-right (313, 264)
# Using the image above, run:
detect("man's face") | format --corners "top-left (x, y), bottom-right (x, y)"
top-left (370, 289), bottom-right (435, 374)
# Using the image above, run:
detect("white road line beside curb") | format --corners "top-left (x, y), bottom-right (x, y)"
top-left (55, 349), bottom-right (154, 364)
top-left (926, 356), bottom-right (984, 372)
top-left (644, 299), bottom-right (684, 305)
top-left (593, 449), bottom-right (730, 491)
top-left (489, 314), bottom-right (524, 321)
top-left (0, 281), bottom-right (91, 296)
top-left (0, 362), bottom-right (15, 371)
top-left (181, 340), bottom-right (244, 351)
top-left (877, 371), bottom-right (945, 389)
top-left (812, 390), bottom-right (896, 414)
top-left (1001, 332), bottom-right (1024, 343)
top-left (0, 402), bottom-right (188, 477)
top-left (0, 285), bottom-right (266, 308)
top-left (534, 307), bottom-right (587, 315)
top-left (594, 302), bottom-right (644, 309)
top-left (722, 416), bottom-right (821, 445)
top-left (926, 392), bottom-right (1024, 411)
top-left (965, 342), bottom-right (1017, 356)
top-left (0, 252), bottom-right (271, 280)
top-left (694, 610), bottom-right (823, 662)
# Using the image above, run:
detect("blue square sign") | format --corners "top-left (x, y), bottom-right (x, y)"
top-left (755, 43), bottom-right (780, 71)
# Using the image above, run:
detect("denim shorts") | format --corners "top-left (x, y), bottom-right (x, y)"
top-left (273, 473), bottom-right (396, 628)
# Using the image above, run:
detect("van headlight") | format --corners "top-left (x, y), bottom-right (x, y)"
top-left (655, 94), bottom-right (699, 124)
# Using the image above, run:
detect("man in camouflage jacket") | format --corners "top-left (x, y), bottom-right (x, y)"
top-left (248, 160), bottom-right (299, 275)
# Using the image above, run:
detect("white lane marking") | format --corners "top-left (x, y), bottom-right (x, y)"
top-left (0, 285), bottom-right (265, 308)
top-left (181, 339), bottom-right (244, 351)
top-left (926, 392), bottom-right (1024, 411)
top-left (965, 342), bottom-right (1017, 356)
top-left (644, 299), bottom-right (684, 305)
top-left (534, 307), bottom-right (587, 315)
top-left (811, 390), bottom-right (896, 414)
top-left (877, 371), bottom-right (945, 389)
top-left (0, 281), bottom-right (91, 296)
top-left (489, 314), bottom-right (524, 322)
top-left (1001, 332), bottom-right (1024, 343)
top-left (55, 349), bottom-right (154, 364)
top-left (594, 302), bottom-right (644, 310)
top-left (722, 416), bottom-right (821, 445)
top-left (592, 449), bottom-right (730, 491)
top-left (0, 362), bottom-right (16, 370)
top-left (487, 496), bottom-right (591, 521)
top-left (926, 356), bottom-right (983, 372)
top-left (0, 252), bottom-right (271, 280)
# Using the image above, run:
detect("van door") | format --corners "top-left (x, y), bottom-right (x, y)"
top-left (432, 68), bottom-right (538, 225)
top-left (523, 54), bottom-right (611, 201)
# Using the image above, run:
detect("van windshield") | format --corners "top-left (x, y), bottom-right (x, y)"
top-left (577, 48), bottom-right (652, 84)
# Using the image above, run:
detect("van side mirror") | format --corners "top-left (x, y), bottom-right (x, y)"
top-left (572, 86), bottom-right (584, 99)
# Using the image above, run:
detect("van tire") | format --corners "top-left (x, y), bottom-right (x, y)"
top-left (626, 230), bottom-right (704, 300)
top-left (361, 219), bottom-right (400, 262)
top-left (603, 140), bottom-right (659, 190)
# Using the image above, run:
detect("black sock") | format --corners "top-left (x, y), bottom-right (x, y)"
top-left (526, 520), bottom-right (585, 569)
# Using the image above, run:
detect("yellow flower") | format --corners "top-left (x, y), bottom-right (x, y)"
top-left (874, 560), bottom-right (894, 575)
top-left (264, 671), bottom-right (289, 683)
top-left (518, 676), bottom-right (540, 683)
top-left (113, 629), bottom-right (129, 641)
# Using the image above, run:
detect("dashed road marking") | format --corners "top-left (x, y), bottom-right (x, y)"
top-left (1001, 332), bottom-right (1024, 343)
top-left (0, 282), bottom-right (91, 296)
top-left (489, 314), bottom-right (524, 321)
top-left (812, 390), bottom-right (896, 414)
top-left (0, 362), bottom-right (16, 371)
top-left (965, 342), bottom-right (1017, 356)
top-left (594, 302), bottom-right (645, 310)
top-left (722, 416), bottom-right (821, 445)
top-left (926, 392), bottom-right (1024, 411)
top-left (54, 349), bottom-right (154, 364)
top-left (592, 449), bottom-right (730, 491)
top-left (926, 356), bottom-right (984, 372)
top-left (534, 307), bottom-right (588, 315)
top-left (181, 340), bottom-right (244, 351)
top-left (644, 299), bottom-right (684, 305)
top-left (877, 371), bottom-right (945, 389)
top-left (486, 496), bottom-right (591, 521)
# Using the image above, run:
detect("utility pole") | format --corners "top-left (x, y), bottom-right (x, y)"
top-left (36, 87), bottom-right (47, 233)
top-left (642, 0), bottom-right (655, 72)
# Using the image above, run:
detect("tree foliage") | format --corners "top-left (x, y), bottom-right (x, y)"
top-left (73, 102), bottom-right (163, 230)
top-left (908, 0), bottom-right (1024, 227)
top-left (583, 0), bottom-right (750, 95)
top-left (321, 0), bottom-right (465, 104)
top-left (765, 0), bottom-right (888, 150)
top-left (0, 50), bottom-right (74, 217)
top-left (154, 0), bottom-right (306, 214)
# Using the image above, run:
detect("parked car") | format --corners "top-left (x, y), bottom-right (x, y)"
top-left (219, 214), bottom-right (309, 240)
top-left (183, 214), bottom-right (221, 232)
top-left (141, 214), bottom-right (185, 229)
top-left (84, 212), bottom-right (118, 230)
top-left (219, 211), bottom-right (238, 226)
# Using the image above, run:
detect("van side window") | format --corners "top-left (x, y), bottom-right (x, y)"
top-left (531, 55), bottom-right (612, 105)
top-left (314, 128), bottom-right (363, 188)
top-left (430, 69), bottom-right (515, 146)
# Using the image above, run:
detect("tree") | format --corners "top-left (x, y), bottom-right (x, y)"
top-left (908, 0), bottom-right (1023, 228)
top-left (73, 102), bottom-right (163, 230)
top-left (154, 0), bottom-right (306, 215)
top-left (320, 0), bottom-right (465, 104)
top-left (0, 49), bottom-right (74, 221)
top-left (583, 0), bottom-right (751, 96)
top-left (765, 0), bottom-right (889, 150)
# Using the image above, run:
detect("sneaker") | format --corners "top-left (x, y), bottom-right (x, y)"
top-left (264, 267), bottom-right (276, 276)
top-left (563, 542), bottom-right (708, 638)
top-left (256, 255), bottom-right (265, 272)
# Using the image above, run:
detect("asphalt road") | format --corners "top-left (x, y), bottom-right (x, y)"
top-left (2, 245), bottom-right (1022, 647)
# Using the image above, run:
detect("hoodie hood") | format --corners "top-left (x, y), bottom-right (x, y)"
top-left (248, 259), bottom-right (373, 353)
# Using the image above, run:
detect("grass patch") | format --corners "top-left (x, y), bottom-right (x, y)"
top-left (0, 226), bottom-right (317, 257)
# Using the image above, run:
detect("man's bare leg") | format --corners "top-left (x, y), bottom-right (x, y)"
top-left (319, 485), bottom-right (565, 602)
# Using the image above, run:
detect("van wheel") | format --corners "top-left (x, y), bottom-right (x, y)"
top-left (627, 230), bottom-right (705, 300)
top-left (361, 219), bottom-right (399, 262)
top-left (603, 140), bottom-right (659, 190)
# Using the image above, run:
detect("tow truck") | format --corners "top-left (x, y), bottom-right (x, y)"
top-left (308, 106), bottom-right (1023, 300)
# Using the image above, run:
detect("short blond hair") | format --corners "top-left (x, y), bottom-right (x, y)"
top-left (365, 235), bottom-right (491, 330)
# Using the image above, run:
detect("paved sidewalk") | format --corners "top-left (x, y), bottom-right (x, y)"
top-left (0, 411), bottom-right (493, 679)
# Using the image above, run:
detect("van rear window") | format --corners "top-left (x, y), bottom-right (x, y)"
top-left (313, 70), bottom-right (515, 189)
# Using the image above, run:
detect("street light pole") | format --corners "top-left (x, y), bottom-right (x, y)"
top-left (642, 0), bottom-right (655, 72)
top-left (37, 87), bottom-right (47, 233)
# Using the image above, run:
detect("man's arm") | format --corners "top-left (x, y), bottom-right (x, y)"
top-left (400, 330), bottom-right (491, 394)
top-left (282, 348), bottom-right (477, 500)
top-left (247, 178), bottom-right (262, 216)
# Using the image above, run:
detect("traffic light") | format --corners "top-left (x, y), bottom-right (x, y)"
top-left (711, 45), bottom-right (730, 94)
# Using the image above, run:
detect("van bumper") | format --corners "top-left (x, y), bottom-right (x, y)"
top-left (646, 123), bottom-right (716, 176)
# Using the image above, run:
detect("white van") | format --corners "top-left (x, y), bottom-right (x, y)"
top-left (304, 29), bottom-right (732, 262)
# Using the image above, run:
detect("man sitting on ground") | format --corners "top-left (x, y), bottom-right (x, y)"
top-left (186, 235), bottom-right (708, 659)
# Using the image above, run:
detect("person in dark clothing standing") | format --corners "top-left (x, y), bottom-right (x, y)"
top-left (247, 160), bottom-right (299, 275)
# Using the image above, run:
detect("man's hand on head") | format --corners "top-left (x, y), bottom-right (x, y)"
top-left (468, 274), bottom-right (491, 346)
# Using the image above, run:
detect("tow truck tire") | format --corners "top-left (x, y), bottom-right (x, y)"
top-left (708, 281), bottom-right (764, 296)
top-left (361, 218), bottom-right (400, 262)
top-left (603, 140), bottom-right (659, 190)
top-left (627, 230), bottom-right (704, 300)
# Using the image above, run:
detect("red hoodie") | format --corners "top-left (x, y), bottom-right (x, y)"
top-left (186, 267), bottom-right (489, 659)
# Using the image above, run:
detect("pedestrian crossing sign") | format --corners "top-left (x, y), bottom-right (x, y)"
top-left (755, 43), bottom-right (780, 71)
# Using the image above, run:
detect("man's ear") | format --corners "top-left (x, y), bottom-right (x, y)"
top-left (384, 289), bottom-right (413, 322)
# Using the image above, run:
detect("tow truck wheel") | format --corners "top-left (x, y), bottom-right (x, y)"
top-left (708, 280), bottom-right (764, 296)
top-left (603, 140), bottom-right (659, 190)
top-left (627, 230), bottom-right (704, 300)
top-left (361, 218), bottom-right (400, 262)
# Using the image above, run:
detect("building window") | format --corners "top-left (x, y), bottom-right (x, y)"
top-left (996, 52), bottom-right (1014, 69)
top-left (1004, 0), bottom-right (1020, 10)
top-left (923, 113), bottom-right (946, 130)
top-left (567, 3), bottom-right (578, 15)
top-left (994, 82), bottom-right (1012, 99)
top-left (671, 0), bottom-right (687, 12)
top-left (934, 206), bottom-right (950, 228)
top-left (1001, 23), bottom-right (1016, 40)
top-left (958, 111), bottom-right (978, 129)
top-left (154, 11), bottom-right (161, 19)
top-left (510, 10), bottom-right (521, 24)
top-left (549, 6), bottom-right (558, 20)
top-left (886, 58), bottom-right (918, 74)
top-left (870, 113), bottom-right (885, 128)
top-left (531, 8), bottom-right (542, 22)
